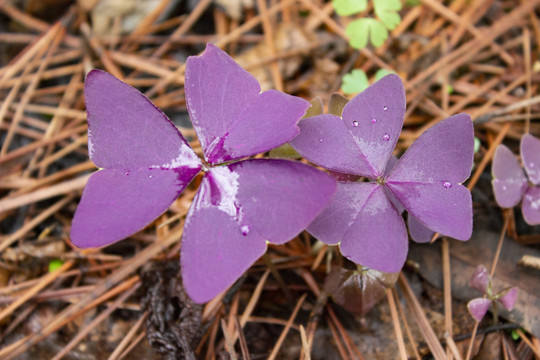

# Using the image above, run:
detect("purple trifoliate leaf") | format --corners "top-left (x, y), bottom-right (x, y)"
top-left (521, 134), bottom-right (540, 185)
top-left (324, 265), bottom-right (398, 315)
top-left (522, 186), bottom-right (540, 225)
top-left (182, 159), bottom-right (336, 302)
top-left (185, 44), bottom-right (310, 165)
top-left (338, 183), bottom-right (408, 273)
top-left (492, 145), bottom-right (528, 208)
top-left (385, 114), bottom-right (474, 241)
top-left (498, 287), bottom-right (518, 311)
top-left (407, 214), bottom-right (434, 243)
top-left (469, 265), bottom-right (490, 294)
top-left (71, 70), bottom-right (201, 248)
top-left (467, 298), bottom-right (492, 322)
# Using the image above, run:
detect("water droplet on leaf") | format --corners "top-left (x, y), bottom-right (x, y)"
top-left (442, 181), bottom-right (452, 188)
top-left (240, 225), bottom-right (250, 236)
top-left (530, 162), bottom-right (535, 168)
top-left (124, 171), bottom-right (130, 176)
top-left (319, 139), bottom-right (323, 143)
top-left (371, 118), bottom-right (377, 124)
top-left (382, 133), bottom-right (390, 141)
top-left (353, 121), bottom-right (358, 127)
top-left (383, 106), bottom-right (388, 111)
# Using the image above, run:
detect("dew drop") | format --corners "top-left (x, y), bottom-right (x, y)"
top-left (240, 225), bottom-right (250, 236)
top-left (442, 181), bottom-right (452, 188)
top-left (352, 121), bottom-right (358, 127)
top-left (383, 106), bottom-right (388, 111)
top-left (382, 133), bottom-right (390, 141)
top-left (149, 175), bottom-right (153, 179)
top-left (502, 185), bottom-right (508, 191)
top-left (124, 171), bottom-right (130, 176)
top-left (371, 118), bottom-right (377, 124)
top-left (530, 162), bottom-right (535, 168)
top-left (319, 139), bottom-right (323, 143)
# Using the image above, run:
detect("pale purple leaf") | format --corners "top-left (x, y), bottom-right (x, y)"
top-left (492, 144), bottom-right (528, 208)
top-left (522, 186), bottom-right (540, 225)
top-left (469, 265), bottom-right (490, 293)
top-left (290, 114), bottom-right (376, 176)
top-left (467, 298), bottom-right (492, 322)
top-left (72, 168), bottom-right (199, 248)
top-left (498, 287), bottom-right (518, 311)
top-left (185, 44), bottom-right (309, 164)
top-left (521, 134), bottom-right (540, 185)
top-left (85, 70), bottom-right (200, 170)
top-left (386, 114), bottom-right (474, 241)
top-left (181, 207), bottom-right (267, 303)
top-left (408, 214), bottom-right (434, 243)
top-left (340, 74), bottom-right (406, 177)
top-left (339, 183), bottom-right (408, 273)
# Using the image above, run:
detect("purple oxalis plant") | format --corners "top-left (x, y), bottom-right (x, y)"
top-left (467, 265), bottom-right (518, 322)
top-left (290, 75), bottom-right (474, 273)
top-left (71, 44), bottom-right (337, 303)
top-left (492, 134), bottom-right (540, 224)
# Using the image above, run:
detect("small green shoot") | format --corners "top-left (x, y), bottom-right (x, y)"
top-left (342, 69), bottom-right (369, 94)
top-left (48, 259), bottom-right (64, 272)
top-left (346, 18), bottom-right (388, 49)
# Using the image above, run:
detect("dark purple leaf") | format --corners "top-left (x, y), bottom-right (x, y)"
top-left (185, 44), bottom-right (310, 165)
top-left (469, 265), bottom-right (490, 294)
top-left (498, 287), bottom-right (518, 311)
top-left (522, 186), bottom-right (540, 225)
top-left (324, 265), bottom-right (398, 315)
top-left (468, 298), bottom-right (492, 322)
top-left (492, 145), bottom-right (528, 208)
top-left (521, 134), bottom-right (540, 185)
top-left (182, 159), bottom-right (336, 302)
top-left (385, 114), bottom-right (474, 241)
top-left (71, 70), bottom-right (201, 248)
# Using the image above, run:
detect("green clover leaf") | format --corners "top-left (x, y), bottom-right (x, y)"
top-left (346, 18), bottom-right (388, 49)
top-left (333, 0), bottom-right (367, 16)
top-left (341, 69), bottom-right (369, 94)
top-left (374, 0), bottom-right (402, 30)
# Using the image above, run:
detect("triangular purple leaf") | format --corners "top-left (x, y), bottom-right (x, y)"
top-left (407, 214), bottom-right (434, 243)
top-left (492, 144), bottom-right (528, 208)
top-left (72, 70), bottom-right (201, 248)
top-left (229, 159), bottom-right (336, 244)
top-left (290, 114), bottom-right (376, 176)
top-left (522, 186), bottom-right (540, 225)
top-left (185, 44), bottom-right (309, 164)
top-left (72, 168), bottom-right (199, 248)
top-left (181, 206), bottom-right (267, 303)
top-left (469, 265), bottom-right (490, 294)
top-left (386, 114), bottom-right (474, 241)
top-left (85, 70), bottom-right (200, 170)
top-left (467, 298), bottom-right (492, 322)
top-left (498, 287), bottom-right (518, 311)
top-left (339, 183), bottom-right (408, 273)
top-left (340, 74), bottom-right (406, 177)
top-left (521, 134), bottom-right (540, 185)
